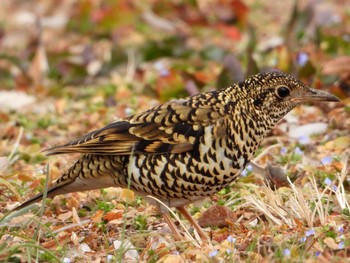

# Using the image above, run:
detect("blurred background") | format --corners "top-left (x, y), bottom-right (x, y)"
top-left (0, 0), bottom-right (349, 105)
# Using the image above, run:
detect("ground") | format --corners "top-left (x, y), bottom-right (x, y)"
top-left (0, 0), bottom-right (349, 262)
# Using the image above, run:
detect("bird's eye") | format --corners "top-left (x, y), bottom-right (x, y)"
top-left (276, 86), bottom-right (290, 98)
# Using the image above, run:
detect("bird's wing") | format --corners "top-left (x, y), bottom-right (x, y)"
top-left (45, 94), bottom-right (227, 156)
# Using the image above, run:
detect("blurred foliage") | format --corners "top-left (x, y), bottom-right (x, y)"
top-left (0, 0), bottom-right (348, 100)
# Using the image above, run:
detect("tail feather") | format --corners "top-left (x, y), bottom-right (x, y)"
top-left (13, 175), bottom-right (118, 212)
top-left (12, 180), bottom-right (73, 211)
top-left (12, 154), bottom-right (121, 213)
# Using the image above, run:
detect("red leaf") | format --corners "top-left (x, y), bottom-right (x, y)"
top-left (231, 0), bottom-right (249, 24)
top-left (217, 24), bottom-right (241, 41)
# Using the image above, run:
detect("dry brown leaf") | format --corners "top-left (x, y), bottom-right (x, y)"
top-left (66, 195), bottom-right (80, 209)
top-left (198, 204), bottom-right (236, 228)
top-left (72, 207), bottom-right (81, 225)
top-left (17, 173), bottom-right (35, 182)
top-left (328, 107), bottom-right (350, 131)
top-left (322, 56), bottom-right (350, 78)
top-left (71, 231), bottom-right (79, 246)
top-left (323, 237), bottom-right (338, 250)
top-left (55, 99), bottom-right (67, 116)
top-left (28, 44), bottom-right (49, 88)
top-left (324, 136), bottom-right (350, 151)
top-left (42, 233), bottom-right (71, 249)
top-left (0, 157), bottom-right (9, 172)
top-left (120, 189), bottom-right (135, 202)
top-left (161, 254), bottom-right (185, 263)
top-left (332, 161), bottom-right (343, 171)
top-left (91, 209), bottom-right (104, 223)
top-left (50, 165), bottom-right (62, 181)
top-left (310, 240), bottom-right (324, 254)
top-left (211, 228), bottom-right (231, 243)
top-left (29, 179), bottom-right (41, 189)
top-left (57, 211), bottom-right (72, 222)
top-left (103, 210), bottom-right (123, 222)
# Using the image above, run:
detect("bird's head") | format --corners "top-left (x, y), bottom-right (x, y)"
top-left (241, 71), bottom-right (340, 121)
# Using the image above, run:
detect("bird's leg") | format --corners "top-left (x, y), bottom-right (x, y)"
top-left (249, 161), bottom-right (288, 188)
top-left (177, 206), bottom-right (210, 242)
top-left (249, 161), bottom-right (266, 177)
top-left (162, 212), bottom-right (183, 241)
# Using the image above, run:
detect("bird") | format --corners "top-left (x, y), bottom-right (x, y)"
top-left (12, 71), bottom-right (339, 241)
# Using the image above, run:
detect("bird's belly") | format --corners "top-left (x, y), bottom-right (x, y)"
top-left (126, 147), bottom-right (246, 205)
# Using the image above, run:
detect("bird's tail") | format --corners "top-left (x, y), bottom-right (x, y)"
top-left (12, 154), bottom-right (120, 212)
top-left (12, 180), bottom-right (72, 211)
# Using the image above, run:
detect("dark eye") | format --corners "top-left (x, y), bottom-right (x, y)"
top-left (276, 86), bottom-right (290, 98)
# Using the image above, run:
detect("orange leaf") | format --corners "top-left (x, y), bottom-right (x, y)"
top-left (29, 179), bottom-right (41, 189)
top-left (66, 195), bottom-right (80, 209)
top-left (42, 234), bottom-right (71, 249)
top-left (193, 71), bottom-right (212, 83)
top-left (17, 173), bottom-right (34, 182)
top-left (222, 25), bottom-right (241, 40)
top-left (333, 161), bottom-right (343, 171)
top-left (91, 209), bottom-right (104, 223)
top-left (120, 189), bottom-right (135, 202)
top-left (103, 211), bottom-right (123, 222)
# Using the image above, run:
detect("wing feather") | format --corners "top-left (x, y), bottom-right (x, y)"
top-left (45, 92), bottom-right (227, 156)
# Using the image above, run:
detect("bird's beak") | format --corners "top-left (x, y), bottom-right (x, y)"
top-left (291, 87), bottom-right (340, 103)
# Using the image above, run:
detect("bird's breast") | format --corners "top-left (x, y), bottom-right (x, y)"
top-left (125, 125), bottom-right (260, 204)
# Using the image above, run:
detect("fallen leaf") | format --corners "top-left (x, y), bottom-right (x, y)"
top-left (71, 231), bottom-right (79, 246)
top-left (198, 204), bottom-right (236, 228)
top-left (103, 210), bottom-right (123, 222)
top-left (211, 228), bottom-right (231, 243)
top-left (72, 207), bottom-right (81, 225)
top-left (28, 43), bottom-right (49, 88)
top-left (231, 0), bottom-right (249, 24)
top-left (328, 107), bottom-right (350, 130)
top-left (42, 233), bottom-right (71, 249)
top-left (217, 24), bottom-right (241, 40)
top-left (57, 211), bottom-right (73, 222)
top-left (247, 218), bottom-right (258, 227)
top-left (29, 179), bottom-right (41, 189)
top-left (80, 242), bottom-right (92, 253)
top-left (324, 237), bottom-right (338, 250)
top-left (17, 173), bottom-right (35, 182)
top-left (66, 195), bottom-right (80, 209)
top-left (0, 157), bottom-right (9, 172)
top-left (322, 56), bottom-right (350, 79)
top-left (162, 254), bottom-right (185, 263)
top-left (91, 209), bottom-right (104, 223)
top-left (120, 189), bottom-right (135, 202)
top-left (324, 136), bottom-right (350, 151)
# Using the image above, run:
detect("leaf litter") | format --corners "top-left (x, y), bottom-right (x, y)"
top-left (0, 0), bottom-right (349, 262)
